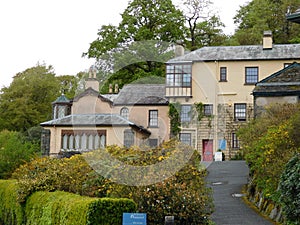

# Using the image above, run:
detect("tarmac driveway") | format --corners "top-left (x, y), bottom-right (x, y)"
top-left (205, 161), bottom-right (275, 225)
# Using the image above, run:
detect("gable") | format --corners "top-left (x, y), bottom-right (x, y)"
top-left (71, 87), bottom-right (113, 114)
top-left (253, 63), bottom-right (300, 96)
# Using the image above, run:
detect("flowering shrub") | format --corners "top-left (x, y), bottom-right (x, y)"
top-left (86, 139), bottom-right (214, 225)
top-left (12, 139), bottom-right (213, 224)
top-left (12, 155), bottom-right (96, 202)
top-left (238, 104), bottom-right (300, 202)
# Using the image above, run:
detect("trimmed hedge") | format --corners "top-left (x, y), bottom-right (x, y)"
top-left (0, 180), bottom-right (24, 225)
top-left (25, 191), bottom-right (136, 225)
top-left (0, 180), bottom-right (136, 225)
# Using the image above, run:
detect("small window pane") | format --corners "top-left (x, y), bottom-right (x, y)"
top-left (124, 129), bottom-right (134, 148)
top-left (220, 67), bottom-right (227, 81)
top-left (120, 107), bottom-right (129, 120)
top-left (149, 110), bottom-right (158, 127)
top-left (181, 105), bottom-right (192, 122)
top-left (245, 67), bottom-right (258, 84)
top-left (234, 103), bottom-right (246, 121)
top-left (180, 133), bottom-right (192, 146)
top-left (232, 133), bottom-right (240, 149)
top-left (204, 104), bottom-right (213, 116)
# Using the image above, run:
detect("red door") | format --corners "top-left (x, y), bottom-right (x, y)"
top-left (202, 139), bottom-right (213, 161)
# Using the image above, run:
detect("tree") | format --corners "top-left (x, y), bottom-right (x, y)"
top-left (84, 0), bottom-right (185, 92)
top-left (0, 64), bottom-right (59, 131)
top-left (233, 0), bottom-right (300, 45)
top-left (179, 0), bottom-right (226, 50)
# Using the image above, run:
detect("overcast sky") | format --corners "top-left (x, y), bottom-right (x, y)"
top-left (0, 0), bottom-right (248, 88)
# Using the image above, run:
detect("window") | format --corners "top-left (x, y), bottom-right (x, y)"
top-left (232, 133), bottom-right (240, 149)
top-left (166, 64), bottom-right (192, 87)
top-left (220, 67), bottom-right (227, 82)
top-left (245, 67), bottom-right (258, 84)
top-left (120, 107), bottom-right (129, 120)
top-left (234, 103), bottom-right (246, 121)
top-left (204, 104), bottom-right (213, 116)
top-left (148, 139), bottom-right (158, 147)
top-left (149, 110), bottom-right (158, 127)
top-left (181, 105), bottom-right (192, 122)
top-left (61, 130), bottom-right (106, 151)
top-left (124, 129), bottom-right (134, 148)
top-left (180, 133), bottom-right (192, 146)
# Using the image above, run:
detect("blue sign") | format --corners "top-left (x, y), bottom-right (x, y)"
top-left (123, 213), bottom-right (147, 225)
top-left (218, 139), bottom-right (226, 150)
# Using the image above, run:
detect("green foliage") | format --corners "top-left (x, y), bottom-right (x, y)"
top-left (0, 64), bottom-right (59, 131)
top-left (168, 103), bottom-right (181, 137)
top-left (25, 191), bottom-right (136, 225)
top-left (12, 139), bottom-right (213, 224)
top-left (0, 64), bottom-right (81, 132)
top-left (233, 0), bottom-right (300, 45)
top-left (279, 154), bottom-right (300, 225)
top-left (84, 0), bottom-right (186, 92)
top-left (12, 155), bottom-right (94, 202)
top-left (87, 198), bottom-right (136, 225)
top-left (84, 140), bottom-right (213, 225)
top-left (238, 104), bottom-right (300, 200)
top-left (0, 180), bottom-right (24, 225)
top-left (0, 130), bottom-right (38, 179)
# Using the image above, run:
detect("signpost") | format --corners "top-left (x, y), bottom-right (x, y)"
top-left (123, 213), bottom-right (147, 225)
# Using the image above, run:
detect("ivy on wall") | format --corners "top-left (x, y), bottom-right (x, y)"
top-left (168, 102), bottom-right (181, 137)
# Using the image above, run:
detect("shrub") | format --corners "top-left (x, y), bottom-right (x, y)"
top-left (279, 154), bottom-right (300, 225)
top-left (25, 191), bottom-right (136, 225)
top-left (0, 180), bottom-right (24, 225)
top-left (0, 130), bottom-right (38, 179)
top-left (12, 155), bottom-right (95, 202)
top-left (84, 140), bottom-right (214, 225)
top-left (238, 104), bottom-right (300, 200)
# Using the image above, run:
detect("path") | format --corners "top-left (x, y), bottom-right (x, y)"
top-left (205, 161), bottom-right (274, 225)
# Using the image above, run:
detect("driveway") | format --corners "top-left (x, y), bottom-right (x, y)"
top-left (205, 161), bottom-right (275, 225)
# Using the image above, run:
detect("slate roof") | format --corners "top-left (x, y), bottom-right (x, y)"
top-left (113, 84), bottom-right (168, 105)
top-left (52, 94), bottom-right (70, 104)
top-left (253, 62), bottom-right (300, 96)
top-left (286, 8), bottom-right (300, 24)
top-left (167, 44), bottom-right (300, 63)
top-left (72, 87), bottom-right (113, 104)
top-left (40, 114), bottom-right (151, 135)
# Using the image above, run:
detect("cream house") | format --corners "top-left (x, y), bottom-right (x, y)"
top-left (41, 73), bottom-right (170, 156)
top-left (166, 32), bottom-right (300, 160)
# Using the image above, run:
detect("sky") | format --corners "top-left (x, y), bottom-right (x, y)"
top-left (0, 0), bottom-right (249, 88)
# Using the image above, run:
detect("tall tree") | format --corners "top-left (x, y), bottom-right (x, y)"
top-left (0, 64), bottom-right (79, 132)
top-left (233, 0), bottom-right (300, 45)
top-left (0, 64), bottom-right (59, 131)
top-left (84, 0), bottom-right (185, 92)
top-left (179, 0), bottom-right (226, 49)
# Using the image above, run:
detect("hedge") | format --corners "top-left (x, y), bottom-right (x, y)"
top-left (0, 180), bottom-right (24, 225)
top-left (0, 180), bottom-right (136, 225)
top-left (25, 191), bottom-right (136, 225)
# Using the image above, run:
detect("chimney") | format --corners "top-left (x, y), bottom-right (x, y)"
top-left (109, 84), bottom-right (113, 94)
top-left (85, 65), bottom-right (99, 91)
top-left (114, 84), bottom-right (119, 93)
top-left (175, 40), bottom-right (185, 57)
top-left (263, 31), bottom-right (273, 50)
